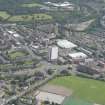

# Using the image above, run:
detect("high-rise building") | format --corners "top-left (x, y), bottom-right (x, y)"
top-left (48, 46), bottom-right (58, 61)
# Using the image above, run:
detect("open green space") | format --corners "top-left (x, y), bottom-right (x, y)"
top-left (8, 14), bottom-right (53, 22)
top-left (23, 60), bottom-right (34, 65)
top-left (50, 76), bottom-right (105, 105)
top-left (21, 3), bottom-right (44, 8)
top-left (0, 64), bottom-right (13, 70)
top-left (0, 60), bottom-right (35, 70)
top-left (63, 97), bottom-right (93, 105)
top-left (8, 51), bottom-right (28, 60)
top-left (0, 11), bottom-right (10, 20)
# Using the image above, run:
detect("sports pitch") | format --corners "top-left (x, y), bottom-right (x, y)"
top-left (49, 76), bottom-right (105, 105)
top-left (63, 97), bottom-right (93, 105)
top-left (8, 14), bottom-right (52, 22)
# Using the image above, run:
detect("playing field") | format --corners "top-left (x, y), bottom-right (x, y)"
top-left (0, 11), bottom-right (10, 20)
top-left (8, 14), bottom-right (52, 22)
top-left (63, 97), bottom-right (93, 105)
top-left (8, 51), bottom-right (28, 60)
top-left (50, 76), bottom-right (105, 105)
top-left (22, 3), bottom-right (44, 8)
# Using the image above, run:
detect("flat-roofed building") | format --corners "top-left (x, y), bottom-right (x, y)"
top-left (77, 60), bottom-right (105, 75)
top-left (69, 52), bottom-right (87, 60)
top-left (57, 39), bottom-right (77, 56)
top-left (57, 39), bottom-right (77, 49)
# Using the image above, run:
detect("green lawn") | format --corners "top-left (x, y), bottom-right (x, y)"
top-left (23, 60), bottom-right (34, 65)
top-left (0, 64), bottom-right (13, 70)
top-left (8, 14), bottom-right (52, 22)
top-left (0, 11), bottom-right (10, 20)
top-left (63, 97), bottom-right (93, 105)
top-left (50, 76), bottom-right (105, 105)
top-left (8, 51), bottom-right (28, 60)
top-left (22, 3), bottom-right (44, 8)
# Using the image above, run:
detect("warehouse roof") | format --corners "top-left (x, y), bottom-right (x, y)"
top-left (57, 39), bottom-right (77, 49)
top-left (69, 52), bottom-right (87, 59)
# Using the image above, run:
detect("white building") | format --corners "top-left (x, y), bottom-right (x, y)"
top-left (8, 30), bottom-right (20, 38)
top-left (57, 39), bottom-right (77, 49)
top-left (45, 1), bottom-right (74, 7)
top-left (57, 39), bottom-right (77, 56)
top-left (68, 52), bottom-right (87, 60)
top-left (48, 46), bottom-right (58, 61)
top-left (94, 104), bottom-right (101, 105)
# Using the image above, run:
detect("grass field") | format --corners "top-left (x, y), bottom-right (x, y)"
top-left (63, 97), bottom-right (93, 105)
top-left (22, 3), bottom-right (44, 8)
top-left (50, 76), bottom-right (105, 105)
top-left (23, 60), bottom-right (34, 65)
top-left (0, 64), bottom-right (13, 70)
top-left (8, 14), bottom-right (52, 22)
top-left (0, 11), bottom-right (10, 20)
top-left (8, 51), bottom-right (28, 60)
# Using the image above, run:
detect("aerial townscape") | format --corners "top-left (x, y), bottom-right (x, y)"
top-left (0, 0), bottom-right (105, 105)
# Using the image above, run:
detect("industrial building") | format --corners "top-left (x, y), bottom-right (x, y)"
top-left (68, 52), bottom-right (87, 60)
top-left (57, 39), bottom-right (77, 56)
top-left (77, 60), bottom-right (105, 75)
top-left (57, 39), bottom-right (77, 49)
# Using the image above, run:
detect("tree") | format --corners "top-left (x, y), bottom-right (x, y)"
top-left (0, 16), bottom-right (4, 21)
